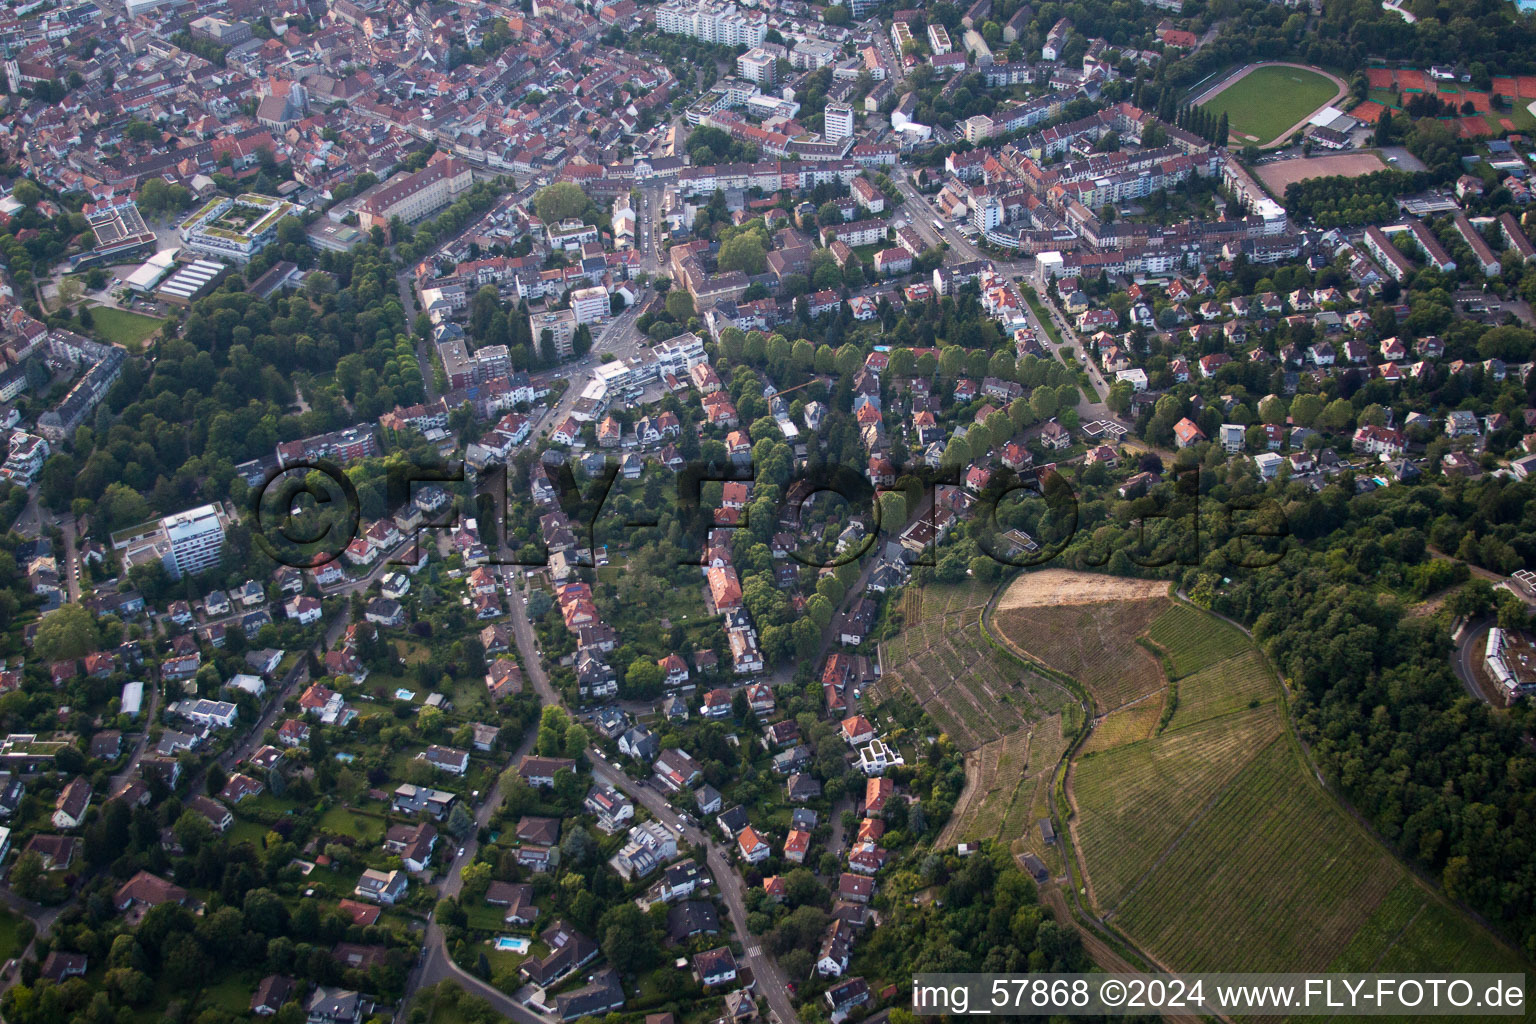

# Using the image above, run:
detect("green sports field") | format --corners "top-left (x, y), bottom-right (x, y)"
top-left (1200, 65), bottom-right (1340, 146)
top-left (86, 304), bottom-right (165, 351)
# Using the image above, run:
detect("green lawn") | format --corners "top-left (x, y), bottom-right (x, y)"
top-left (85, 305), bottom-right (165, 351)
top-left (317, 805), bottom-right (383, 842)
top-left (1200, 65), bottom-right (1340, 146)
top-left (0, 906), bottom-right (28, 962)
top-left (226, 819), bottom-right (269, 849)
top-left (196, 974), bottom-right (255, 1016)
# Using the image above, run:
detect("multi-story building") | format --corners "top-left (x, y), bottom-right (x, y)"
top-left (736, 47), bottom-right (777, 86)
top-left (655, 0), bottom-right (767, 46)
top-left (114, 503), bottom-right (233, 580)
top-left (654, 333), bottom-right (708, 380)
top-left (36, 332), bottom-right (125, 441)
top-left (1042, 17), bottom-right (1071, 60)
top-left (190, 15), bottom-right (253, 45)
top-left (164, 505), bottom-right (230, 579)
top-left (438, 337), bottom-right (512, 389)
top-left (1363, 226), bottom-right (1415, 281)
top-left (276, 424), bottom-right (380, 468)
top-left (358, 157), bottom-right (474, 239)
top-left (530, 308), bottom-right (578, 359)
top-left (824, 103), bottom-right (855, 144)
top-left (570, 286), bottom-right (610, 325)
top-left (178, 194), bottom-right (296, 263)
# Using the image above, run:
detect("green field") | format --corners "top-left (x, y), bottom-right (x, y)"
top-left (1165, 649), bottom-right (1275, 729)
top-left (1073, 706), bottom-right (1281, 907)
top-left (1200, 65), bottom-right (1340, 146)
top-left (983, 581), bottom-right (1527, 976)
top-left (86, 305), bottom-right (165, 351)
top-left (1145, 603), bottom-right (1246, 678)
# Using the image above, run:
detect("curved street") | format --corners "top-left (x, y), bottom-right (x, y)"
top-left (400, 564), bottom-right (806, 1024)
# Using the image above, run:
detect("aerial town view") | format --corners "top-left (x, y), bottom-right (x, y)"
top-left (0, 0), bottom-right (1528, 1018)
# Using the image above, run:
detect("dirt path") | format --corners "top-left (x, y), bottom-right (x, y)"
top-left (1060, 756), bottom-right (1101, 913)
top-left (936, 747), bottom-right (983, 848)
top-left (1188, 61), bottom-right (1349, 149)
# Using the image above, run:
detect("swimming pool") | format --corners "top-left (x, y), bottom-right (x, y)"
top-left (493, 936), bottom-right (530, 953)
top-left (394, 688), bottom-right (415, 701)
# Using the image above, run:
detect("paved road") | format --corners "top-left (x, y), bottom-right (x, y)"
top-left (411, 717), bottom-right (545, 1024)
top-left (220, 641), bottom-right (316, 774)
top-left (588, 757), bottom-right (805, 1024)
top-left (45, 510), bottom-right (81, 604)
top-left (1029, 288), bottom-right (1119, 415)
top-left (1451, 616), bottom-right (1496, 704)
top-left (495, 572), bottom-right (806, 1024)
top-left (530, 290), bottom-right (654, 440)
top-left (397, 271), bottom-right (439, 401)
top-left (109, 684), bottom-right (162, 791)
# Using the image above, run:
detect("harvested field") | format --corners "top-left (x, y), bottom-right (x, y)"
top-left (996, 569), bottom-right (1169, 610)
top-left (1254, 151), bottom-right (1389, 193)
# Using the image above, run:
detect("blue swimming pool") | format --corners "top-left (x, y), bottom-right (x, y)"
top-left (494, 936), bottom-right (530, 953)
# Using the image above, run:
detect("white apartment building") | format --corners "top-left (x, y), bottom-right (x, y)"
top-left (655, 0), bottom-right (767, 46)
top-left (736, 47), bottom-right (777, 86)
top-left (824, 103), bottom-right (855, 144)
top-left (178, 194), bottom-right (296, 263)
top-left (115, 502), bottom-right (232, 580)
top-left (164, 504), bottom-right (231, 578)
top-left (570, 286), bottom-right (610, 325)
top-left (655, 333), bottom-right (708, 378)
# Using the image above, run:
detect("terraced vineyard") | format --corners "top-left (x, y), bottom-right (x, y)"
top-left (1165, 649), bottom-right (1275, 730)
top-left (879, 581), bottom-right (1074, 847)
top-left (874, 583), bottom-right (1066, 751)
top-left (1008, 713), bottom-right (1068, 843)
top-left (987, 572), bottom-right (1526, 977)
top-left (992, 599), bottom-right (1169, 711)
top-left (1072, 707), bottom-right (1282, 907)
top-left (1146, 603), bottom-right (1247, 678)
